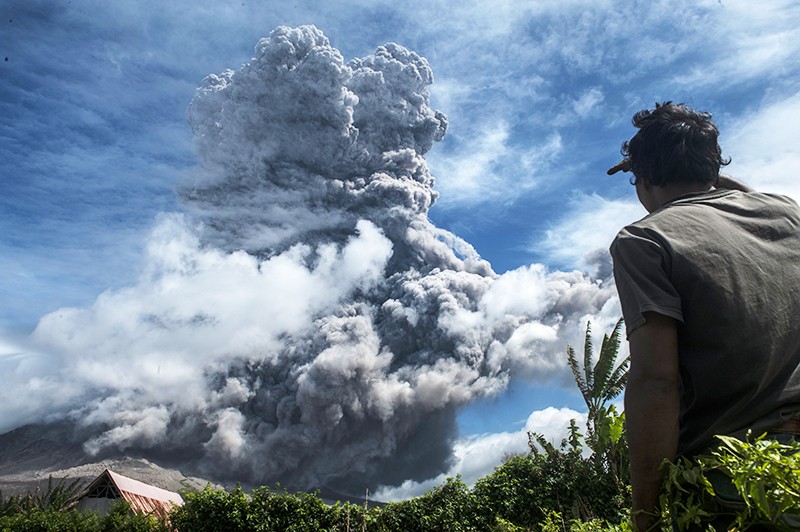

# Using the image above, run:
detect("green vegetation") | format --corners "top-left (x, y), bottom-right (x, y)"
top-left (2, 319), bottom-right (798, 530)
top-left (662, 433), bottom-right (800, 531)
top-left (564, 318), bottom-right (629, 488)
top-left (170, 484), bottom-right (359, 531)
top-left (172, 443), bottom-right (630, 531)
top-left (0, 475), bottom-right (85, 516)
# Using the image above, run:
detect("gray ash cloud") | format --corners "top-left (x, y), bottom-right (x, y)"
top-left (13, 25), bottom-right (616, 494)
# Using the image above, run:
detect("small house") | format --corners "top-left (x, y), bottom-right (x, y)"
top-left (75, 469), bottom-right (183, 520)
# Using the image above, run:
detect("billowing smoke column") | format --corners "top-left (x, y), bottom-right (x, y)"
top-left (26, 26), bottom-right (616, 493)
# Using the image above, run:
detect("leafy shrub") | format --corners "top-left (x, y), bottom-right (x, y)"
top-left (472, 447), bottom-right (629, 531)
top-left (662, 433), bottom-right (800, 531)
top-left (0, 476), bottom-right (85, 517)
top-left (539, 509), bottom-right (635, 532)
top-left (374, 477), bottom-right (478, 531)
top-left (0, 477), bottom-right (93, 531)
top-left (169, 485), bottom-right (249, 531)
top-left (0, 500), bottom-right (169, 532)
top-left (471, 453), bottom-right (541, 528)
top-left (0, 507), bottom-right (100, 531)
top-left (246, 486), bottom-right (340, 531)
top-left (170, 484), bottom-right (357, 531)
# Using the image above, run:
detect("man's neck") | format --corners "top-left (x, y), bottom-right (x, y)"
top-left (661, 183), bottom-right (713, 202)
top-left (648, 183), bottom-right (712, 211)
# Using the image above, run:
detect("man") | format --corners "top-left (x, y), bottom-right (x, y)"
top-left (607, 102), bottom-right (800, 530)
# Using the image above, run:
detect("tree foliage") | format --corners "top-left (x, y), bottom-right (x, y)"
top-left (0, 499), bottom-right (168, 532)
top-left (0, 475), bottom-right (85, 516)
top-left (169, 485), bottom-right (250, 531)
top-left (374, 477), bottom-right (478, 531)
top-left (561, 319), bottom-right (630, 486)
top-left (567, 319), bottom-right (628, 436)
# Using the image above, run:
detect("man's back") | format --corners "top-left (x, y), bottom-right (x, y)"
top-left (611, 188), bottom-right (800, 455)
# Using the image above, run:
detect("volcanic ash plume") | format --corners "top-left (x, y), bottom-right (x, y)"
top-left (19, 25), bottom-right (616, 493)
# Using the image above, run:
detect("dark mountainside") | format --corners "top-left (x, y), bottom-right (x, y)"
top-left (0, 422), bottom-right (372, 505)
top-left (0, 422), bottom-right (212, 496)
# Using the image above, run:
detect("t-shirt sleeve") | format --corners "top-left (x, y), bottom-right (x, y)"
top-left (610, 228), bottom-right (684, 337)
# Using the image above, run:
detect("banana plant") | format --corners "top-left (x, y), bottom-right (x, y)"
top-left (567, 317), bottom-right (628, 436)
top-left (567, 318), bottom-right (630, 483)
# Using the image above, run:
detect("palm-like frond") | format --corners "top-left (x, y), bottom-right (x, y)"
top-left (593, 318), bottom-right (625, 405)
top-left (592, 334), bottom-right (616, 403)
top-left (583, 322), bottom-right (594, 393)
top-left (567, 345), bottom-right (589, 402)
top-left (603, 350), bottom-right (630, 402)
top-left (528, 431), bottom-right (558, 458)
top-left (29, 476), bottom-right (84, 511)
top-left (568, 318), bottom-right (627, 413)
top-left (563, 317), bottom-right (629, 477)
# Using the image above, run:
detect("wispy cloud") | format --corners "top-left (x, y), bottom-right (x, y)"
top-left (430, 125), bottom-right (562, 208)
top-left (430, 123), bottom-right (512, 204)
top-left (723, 90), bottom-right (800, 201)
top-left (673, 0), bottom-right (800, 89)
top-left (572, 88), bottom-right (605, 118)
top-left (532, 194), bottom-right (645, 274)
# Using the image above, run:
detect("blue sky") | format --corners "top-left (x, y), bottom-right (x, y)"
top-left (2, 0), bottom-right (800, 498)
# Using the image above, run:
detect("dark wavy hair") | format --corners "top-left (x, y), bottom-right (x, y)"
top-left (622, 102), bottom-right (730, 186)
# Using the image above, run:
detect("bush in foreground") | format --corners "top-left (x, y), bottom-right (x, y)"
top-left (0, 499), bottom-right (168, 532)
top-left (662, 433), bottom-right (800, 531)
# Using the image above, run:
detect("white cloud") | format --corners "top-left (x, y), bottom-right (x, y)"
top-left (430, 127), bottom-right (562, 208)
top-left (533, 194), bottom-right (645, 273)
top-left (429, 123), bottom-right (513, 205)
top-left (573, 87), bottom-right (605, 118)
top-left (551, 88), bottom-right (607, 127)
top-left (723, 90), bottom-right (800, 202)
top-left (437, 0), bottom-right (617, 42)
top-left (374, 406), bottom-right (585, 501)
top-left (0, 336), bottom-right (81, 429)
top-left (0, 214), bottom-right (394, 434)
top-left (520, 133), bottom-right (563, 176)
top-left (428, 77), bottom-right (475, 117)
top-left (674, 0), bottom-right (800, 89)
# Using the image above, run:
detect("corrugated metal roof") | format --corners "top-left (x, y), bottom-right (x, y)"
top-left (106, 470), bottom-right (183, 504)
top-left (81, 469), bottom-right (183, 519)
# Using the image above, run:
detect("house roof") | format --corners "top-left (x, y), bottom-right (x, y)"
top-left (81, 469), bottom-right (183, 518)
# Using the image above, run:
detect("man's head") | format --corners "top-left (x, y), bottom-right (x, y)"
top-left (611, 102), bottom-right (730, 187)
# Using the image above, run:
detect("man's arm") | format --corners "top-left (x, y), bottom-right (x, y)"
top-left (625, 312), bottom-right (680, 531)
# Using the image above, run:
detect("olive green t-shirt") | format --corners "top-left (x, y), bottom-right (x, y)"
top-left (611, 188), bottom-right (800, 456)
